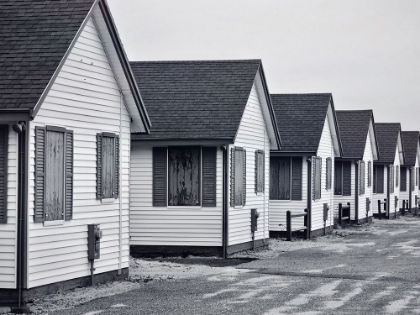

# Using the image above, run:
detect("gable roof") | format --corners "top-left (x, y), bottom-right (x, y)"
top-left (130, 60), bottom-right (281, 145)
top-left (401, 131), bottom-right (420, 166)
top-left (336, 110), bottom-right (377, 159)
top-left (0, 0), bottom-right (150, 131)
top-left (271, 93), bottom-right (341, 153)
top-left (375, 123), bottom-right (403, 164)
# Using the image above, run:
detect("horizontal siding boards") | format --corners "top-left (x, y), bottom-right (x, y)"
top-left (27, 16), bottom-right (130, 288)
top-left (228, 82), bottom-right (270, 245)
top-left (0, 125), bottom-right (8, 223)
top-left (130, 145), bottom-right (223, 246)
top-left (360, 130), bottom-right (374, 219)
top-left (0, 126), bottom-right (17, 289)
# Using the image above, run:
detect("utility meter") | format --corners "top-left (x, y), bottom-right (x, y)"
top-left (251, 209), bottom-right (259, 232)
top-left (88, 224), bottom-right (102, 260)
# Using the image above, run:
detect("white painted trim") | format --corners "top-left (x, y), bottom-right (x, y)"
top-left (101, 198), bottom-right (115, 204)
top-left (43, 220), bottom-right (65, 227)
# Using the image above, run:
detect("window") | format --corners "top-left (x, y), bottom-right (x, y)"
top-left (411, 167), bottom-right (415, 192)
top-left (34, 126), bottom-right (73, 223)
top-left (326, 158), bottom-right (332, 190)
top-left (231, 147), bottom-right (246, 206)
top-left (395, 166), bottom-right (399, 187)
top-left (334, 161), bottom-right (351, 196)
top-left (168, 147), bottom-right (200, 206)
top-left (400, 166), bottom-right (407, 192)
top-left (0, 125), bottom-right (8, 224)
top-left (359, 161), bottom-right (365, 195)
top-left (152, 147), bottom-right (217, 207)
top-left (97, 133), bottom-right (119, 200)
top-left (373, 164), bottom-right (384, 194)
top-left (313, 157), bottom-right (322, 200)
top-left (368, 161), bottom-right (372, 187)
top-left (270, 157), bottom-right (302, 200)
top-left (255, 150), bottom-right (265, 193)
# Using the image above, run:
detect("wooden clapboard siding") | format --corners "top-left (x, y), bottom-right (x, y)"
top-left (333, 161), bottom-right (355, 220)
top-left (228, 81), bottom-right (270, 246)
top-left (312, 115), bottom-right (335, 231)
top-left (26, 15), bottom-right (131, 289)
top-left (390, 145), bottom-right (401, 212)
top-left (269, 156), bottom-right (308, 231)
top-left (130, 144), bottom-right (223, 246)
top-left (0, 125), bottom-right (18, 289)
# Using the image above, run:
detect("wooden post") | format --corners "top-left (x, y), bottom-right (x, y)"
top-left (304, 208), bottom-right (310, 240)
top-left (402, 200), bottom-right (406, 216)
top-left (338, 203), bottom-right (342, 225)
top-left (378, 200), bottom-right (382, 220)
top-left (286, 211), bottom-right (292, 241)
top-left (384, 199), bottom-right (387, 219)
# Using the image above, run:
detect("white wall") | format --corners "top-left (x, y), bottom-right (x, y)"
top-left (0, 125), bottom-right (18, 289)
top-left (26, 16), bottom-right (131, 289)
top-left (312, 116), bottom-right (335, 231)
top-left (129, 144), bottom-right (223, 246)
top-left (228, 82), bottom-right (270, 246)
top-left (269, 156), bottom-right (308, 231)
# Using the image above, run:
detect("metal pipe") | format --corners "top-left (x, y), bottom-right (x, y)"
top-left (286, 211), bottom-right (292, 241)
top-left (306, 157), bottom-right (312, 238)
top-left (220, 145), bottom-right (228, 259)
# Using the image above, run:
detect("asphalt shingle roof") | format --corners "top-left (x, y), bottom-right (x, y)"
top-left (271, 93), bottom-right (332, 152)
top-left (401, 131), bottom-right (419, 166)
top-left (130, 60), bottom-right (262, 140)
top-left (0, 0), bottom-right (95, 109)
top-left (375, 123), bottom-right (401, 163)
top-left (336, 110), bottom-right (373, 158)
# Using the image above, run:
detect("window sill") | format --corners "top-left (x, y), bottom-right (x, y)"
top-left (43, 220), bottom-right (64, 227)
top-left (167, 205), bottom-right (202, 209)
top-left (101, 198), bottom-right (115, 204)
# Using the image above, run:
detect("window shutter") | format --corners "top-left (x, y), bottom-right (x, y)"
top-left (326, 158), bottom-right (332, 190)
top-left (377, 165), bottom-right (384, 194)
top-left (411, 167), bottom-right (415, 192)
top-left (389, 165), bottom-right (394, 193)
top-left (400, 167), bottom-right (406, 191)
top-left (312, 157), bottom-right (322, 200)
top-left (96, 133), bottom-right (102, 200)
top-left (395, 166), bottom-right (399, 187)
top-left (0, 126), bottom-right (8, 223)
top-left (334, 161), bottom-right (343, 195)
top-left (202, 147), bottom-right (217, 207)
top-left (153, 147), bottom-right (167, 206)
top-left (368, 161), bottom-right (372, 187)
top-left (291, 157), bottom-right (302, 200)
top-left (255, 151), bottom-right (258, 194)
top-left (342, 161), bottom-right (352, 196)
top-left (34, 127), bottom-right (46, 223)
top-left (65, 131), bottom-right (73, 220)
top-left (114, 136), bottom-right (120, 198)
top-left (230, 147), bottom-right (235, 207)
top-left (359, 161), bottom-right (365, 195)
top-left (243, 149), bottom-right (246, 206)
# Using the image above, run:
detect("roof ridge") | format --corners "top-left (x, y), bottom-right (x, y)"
top-left (130, 59), bottom-right (262, 64)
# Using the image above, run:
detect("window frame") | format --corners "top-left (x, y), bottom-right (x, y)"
top-left (326, 157), bottom-right (332, 190)
top-left (231, 147), bottom-right (246, 207)
top-left (359, 160), bottom-right (365, 195)
top-left (167, 146), bottom-right (201, 207)
top-left (97, 132), bottom-right (119, 201)
top-left (313, 156), bottom-right (322, 200)
top-left (255, 150), bottom-right (265, 194)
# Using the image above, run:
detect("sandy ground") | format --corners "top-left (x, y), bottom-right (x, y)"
top-left (4, 216), bottom-right (419, 314)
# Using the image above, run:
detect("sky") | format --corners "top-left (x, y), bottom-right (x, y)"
top-left (107, 0), bottom-right (420, 131)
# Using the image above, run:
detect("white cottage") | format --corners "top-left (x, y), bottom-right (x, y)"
top-left (269, 94), bottom-right (343, 237)
top-left (0, 0), bottom-right (150, 308)
top-left (334, 110), bottom-right (379, 224)
top-left (129, 60), bottom-right (281, 257)
top-left (372, 123), bottom-right (404, 218)
top-left (400, 131), bottom-right (420, 212)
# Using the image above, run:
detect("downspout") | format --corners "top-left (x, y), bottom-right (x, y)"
top-left (387, 165), bottom-right (391, 219)
top-left (14, 121), bottom-right (29, 312)
top-left (221, 145), bottom-right (228, 259)
top-left (118, 92), bottom-right (123, 274)
top-left (306, 157), bottom-right (312, 235)
top-left (355, 161), bottom-right (359, 223)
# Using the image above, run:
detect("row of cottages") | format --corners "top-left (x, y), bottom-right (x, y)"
top-left (334, 110), bottom-right (379, 223)
top-left (372, 123), bottom-right (405, 218)
top-left (0, 0), bottom-right (150, 307)
top-left (400, 131), bottom-right (420, 212)
top-left (268, 94), bottom-right (343, 236)
top-left (128, 60), bottom-right (282, 257)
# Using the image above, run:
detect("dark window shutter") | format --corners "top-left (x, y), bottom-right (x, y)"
top-left (243, 149), bottom-right (246, 206)
top-left (395, 166), bottom-right (399, 187)
top-left (368, 161), bottom-right (372, 187)
top-left (34, 127), bottom-right (46, 223)
top-left (0, 125), bottom-right (8, 223)
top-left (400, 167), bottom-right (407, 191)
top-left (65, 131), bottom-right (73, 220)
top-left (359, 161), bottom-right (365, 195)
top-left (255, 150), bottom-right (264, 193)
top-left (377, 165), bottom-right (384, 194)
top-left (291, 157), bottom-right (302, 200)
top-left (114, 136), bottom-right (120, 198)
top-left (390, 165), bottom-right (394, 193)
top-left (202, 147), bottom-right (217, 207)
top-left (270, 157), bottom-right (279, 200)
top-left (255, 151), bottom-right (258, 194)
top-left (96, 133), bottom-right (102, 200)
top-left (411, 167), bottom-right (415, 192)
top-left (326, 158), bottom-right (332, 190)
top-left (230, 147), bottom-right (235, 206)
top-left (153, 147), bottom-right (167, 206)
top-left (313, 157), bottom-right (322, 200)
top-left (342, 161), bottom-right (352, 196)
top-left (334, 161), bottom-right (343, 195)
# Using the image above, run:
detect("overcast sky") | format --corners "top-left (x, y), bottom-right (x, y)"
top-left (108, 0), bottom-right (420, 131)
